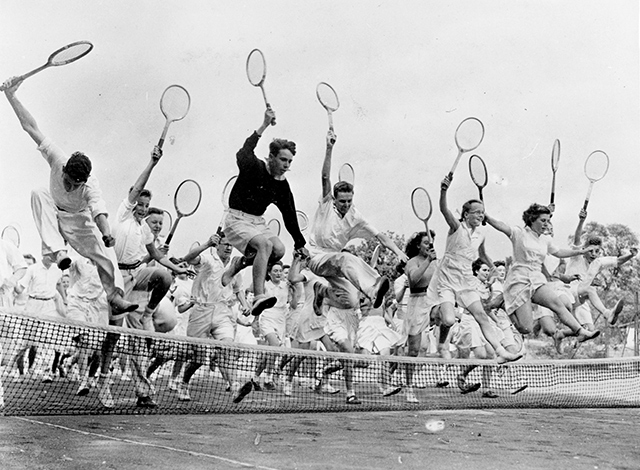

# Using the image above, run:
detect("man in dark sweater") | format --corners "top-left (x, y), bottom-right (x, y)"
top-left (223, 108), bottom-right (308, 316)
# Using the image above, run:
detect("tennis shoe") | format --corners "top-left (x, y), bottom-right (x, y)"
top-left (405, 387), bottom-right (419, 403)
top-left (346, 394), bottom-right (361, 405)
top-left (136, 396), bottom-right (158, 408)
top-left (381, 384), bottom-right (402, 397)
top-left (168, 377), bottom-right (179, 391)
top-left (263, 381), bottom-right (276, 391)
top-left (41, 372), bottom-right (53, 384)
top-left (76, 378), bottom-right (90, 397)
top-left (283, 380), bottom-right (293, 396)
top-left (98, 381), bottom-right (115, 408)
top-left (607, 299), bottom-right (624, 325)
top-left (371, 276), bottom-right (390, 309)
top-left (317, 380), bottom-right (340, 395)
top-left (251, 295), bottom-right (277, 316)
top-left (577, 328), bottom-right (600, 343)
top-left (233, 380), bottom-right (253, 403)
top-left (457, 375), bottom-right (481, 394)
top-left (482, 390), bottom-right (499, 399)
top-left (55, 251), bottom-right (72, 270)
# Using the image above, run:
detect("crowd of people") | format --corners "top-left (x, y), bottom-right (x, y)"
top-left (0, 74), bottom-right (636, 410)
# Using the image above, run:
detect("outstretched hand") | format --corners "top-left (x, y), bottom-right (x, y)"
top-left (151, 145), bottom-right (163, 163)
top-left (578, 208), bottom-right (587, 220)
top-left (102, 235), bottom-right (115, 248)
top-left (327, 129), bottom-right (337, 146)
top-left (441, 175), bottom-right (452, 191)
top-left (1, 76), bottom-right (23, 94)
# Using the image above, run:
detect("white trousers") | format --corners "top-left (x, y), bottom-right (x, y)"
top-left (31, 188), bottom-right (124, 300)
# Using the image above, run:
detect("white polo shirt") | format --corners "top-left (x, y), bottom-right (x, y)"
top-left (113, 198), bottom-right (154, 264)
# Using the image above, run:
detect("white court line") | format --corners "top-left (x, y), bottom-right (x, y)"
top-left (12, 417), bottom-right (282, 470)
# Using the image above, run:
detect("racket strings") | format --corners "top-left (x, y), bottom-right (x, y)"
top-left (455, 118), bottom-right (485, 151)
top-left (246, 50), bottom-right (266, 86)
top-left (411, 188), bottom-right (432, 220)
top-left (267, 219), bottom-right (281, 236)
top-left (161, 86), bottom-right (190, 120)
top-left (175, 181), bottom-right (202, 216)
top-left (296, 211), bottom-right (309, 231)
top-left (469, 156), bottom-right (488, 187)
top-left (50, 43), bottom-right (92, 65)
top-left (338, 164), bottom-right (355, 185)
top-left (1, 226), bottom-right (20, 248)
top-left (160, 211), bottom-right (173, 237)
top-left (317, 83), bottom-right (339, 111)
top-left (551, 140), bottom-right (561, 171)
top-left (584, 151), bottom-right (609, 181)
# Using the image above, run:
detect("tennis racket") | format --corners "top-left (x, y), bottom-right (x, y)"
top-left (267, 219), bottom-right (281, 237)
top-left (296, 210), bottom-right (309, 232)
top-left (157, 85), bottom-right (191, 149)
top-left (338, 163), bottom-right (355, 185)
top-left (582, 150), bottom-right (609, 211)
top-left (246, 48), bottom-right (275, 125)
top-left (316, 82), bottom-right (340, 131)
top-left (216, 175), bottom-right (238, 237)
top-left (165, 179), bottom-right (202, 246)
top-left (1, 41), bottom-right (93, 92)
top-left (468, 154), bottom-right (488, 202)
top-left (159, 210), bottom-right (173, 239)
top-left (1, 225), bottom-right (20, 248)
top-left (369, 244), bottom-right (381, 269)
top-left (550, 139), bottom-right (561, 205)
top-left (448, 117), bottom-right (485, 179)
top-left (411, 187), bottom-right (433, 243)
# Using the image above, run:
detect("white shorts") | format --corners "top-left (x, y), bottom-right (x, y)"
top-left (323, 306), bottom-right (358, 347)
top-left (223, 209), bottom-right (273, 255)
top-left (66, 295), bottom-right (109, 326)
top-left (258, 309), bottom-right (286, 344)
top-left (454, 313), bottom-right (486, 350)
top-left (356, 315), bottom-right (403, 354)
top-left (405, 294), bottom-right (431, 337)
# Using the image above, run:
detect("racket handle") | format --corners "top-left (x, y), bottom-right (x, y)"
top-left (216, 225), bottom-right (225, 238)
top-left (582, 199), bottom-right (590, 212)
top-left (267, 105), bottom-right (276, 126)
top-left (0, 64), bottom-right (48, 92)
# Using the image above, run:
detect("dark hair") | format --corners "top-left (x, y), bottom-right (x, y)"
top-left (269, 138), bottom-right (296, 158)
top-left (64, 152), bottom-right (92, 182)
top-left (493, 260), bottom-right (505, 268)
top-left (266, 260), bottom-right (284, 281)
top-left (472, 258), bottom-right (489, 276)
top-left (460, 199), bottom-right (483, 221)
top-left (585, 235), bottom-right (603, 247)
top-left (522, 203), bottom-right (551, 227)
top-left (128, 187), bottom-right (153, 199)
top-left (333, 181), bottom-right (354, 198)
top-left (405, 231), bottom-right (436, 259)
top-left (147, 207), bottom-right (164, 217)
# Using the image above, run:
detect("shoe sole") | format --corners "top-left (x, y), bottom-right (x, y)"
top-left (459, 382), bottom-right (482, 394)
top-left (233, 381), bottom-right (253, 403)
top-left (610, 300), bottom-right (624, 325)
top-left (76, 387), bottom-right (90, 397)
top-left (511, 385), bottom-right (528, 395)
top-left (251, 297), bottom-right (277, 316)
top-left (383, 386), bottom-right (402, 397)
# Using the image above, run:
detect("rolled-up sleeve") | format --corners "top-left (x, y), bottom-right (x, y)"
top-left (86, 176), bottom-right (108, 219)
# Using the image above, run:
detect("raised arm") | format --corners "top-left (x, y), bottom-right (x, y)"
top-left (573, 208), bottom-right (587, 245)
top-left (485, 213), bottom-right (512, 238)
top-left (181, 234), bottom-right (220, 264)
top-left (439, 175), bottom-right (460, 233)
top-left (321, 130), bottom-right (337, 198)
top-left (288, 253), bottom-right (306, 284)
top-left (375, 232), bottom-right (408, 264)
top-left (128, 146), bottom-right (162, 204)
top-left (256, 107), bottom-right (275, 137)
top-left (3, 78), bottom-right (45, 145)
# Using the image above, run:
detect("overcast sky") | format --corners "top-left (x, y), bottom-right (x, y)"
top-left (1, 1), bottom-right (638, 265)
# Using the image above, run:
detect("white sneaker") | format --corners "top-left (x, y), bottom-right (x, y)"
top-left (76, 378), bottom-right (90, 397)
top-left (41, 372), bottom-right (53, 384)
top-left (230, 382), bottom-right (241, 395)
top-left (381, 384), bottom-right (402, 397)
top-left (99, 381), bottom-right (115, 408)
top-left (120, 371), bottom-right (132, 382)
top-left (89, 377), bottom-right (98, 388)
top-left (283, 380), bottom-right (293, 396)
top-left (318, 382), bottom-right (340, 395)
top-left (405, 387), bottom-right (419, 403)
top-left (178, 382), bottom-right (191, 401)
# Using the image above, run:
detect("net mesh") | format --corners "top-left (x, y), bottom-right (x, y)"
top-left (50, 43), bottom-right (92, 65)
top-left (2, 310), bottom-right (639, 416)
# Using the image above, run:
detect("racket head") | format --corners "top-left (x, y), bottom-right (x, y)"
top-left (468, 154), bottom-right (488, 189)
top-left (316, 82), bottom-right (340, 112)
top-left (160, 85), bottom-right (191, 122)
top-left (370, 244), bottom-right (381, 268)
top-left (551, 139), bottom-right (561, 173)
top-left (584, 150), bottom-right (610, 182)
top-left (48, 41), bottom-right (93, 66)
top-left (159, 210), bottom-right (173, 238)
top-left (296, 210), bottom-right (309, 232)
top-left (1, 225), bottom-right (21, 248)
top-left (338, 163), bottom-right (355, 185)
top-left (246, 49), bottom-right (267, 87)
top-left (267, 218), bottom-right (281, 237)
top-left (174, 179), bottom-right (202, 217)
top-left (221, 175), bottom-right (238, 209)
top-left (411, 187), bottom-right (433, 222)
top-left (454, 117), bottom-right (485, 152)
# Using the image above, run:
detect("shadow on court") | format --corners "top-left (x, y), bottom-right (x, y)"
top-left (0, 408), bottom-right (638, 470)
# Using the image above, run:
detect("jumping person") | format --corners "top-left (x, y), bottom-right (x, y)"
top-left (2, 77), bottom-right (137, 317)
top-left (485, 203), bottom-right (601, 343)
top-left (223, 108), bottom-right (308, 317)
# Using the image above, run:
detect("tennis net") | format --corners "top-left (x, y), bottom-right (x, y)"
top-left (1, 310), bottom-right (639, 416)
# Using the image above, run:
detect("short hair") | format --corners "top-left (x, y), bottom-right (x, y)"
top-left (404, 231), bottom-right (436, 259)
top-left (522, 203), bottom-right (551, 227)
top-left (147, 207), bottom-right (164, 217)
top-left (472, 258), bottom-right (488, 276)
top-left (493, 260), bottom-right (506, 268)
top-left (460, 199), bottom-right (483, 221)
top-left (64, 152), bottom-right (92, 182)
top-left (333, 181), bottom-right (354, 198)
top-left (585, 235), bottom-right (603, 247)
top-left (128, 187), bottom-right (153, 199)
top-left (269, 138), bottom-right (296, 158)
